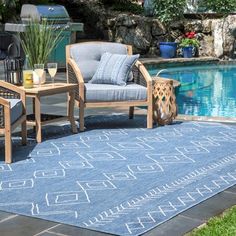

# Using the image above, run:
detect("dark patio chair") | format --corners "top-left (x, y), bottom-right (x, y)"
top-left (0, 32), bottom-right (20, 60)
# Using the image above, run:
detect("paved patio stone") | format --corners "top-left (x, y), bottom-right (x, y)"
top-left (0, 215), bottom-right (57, 236)
top-left (142, 215), bottom-right (203, 236)
top-left (0, 211), bottom-right (16, 222)
top-left (35, 232), bottom-right (66, 236)
top-left (225, 185), bottom-right (236, 194)
top-left (48, 224), bottom-right (113, 236)
top-left (181, 191), bottom-right (236, 221)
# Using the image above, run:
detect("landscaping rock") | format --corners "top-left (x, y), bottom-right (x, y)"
top-left (70, 2), bottom-right (236, 58)
top-left (184, 20), bottom-right (203, 32)
top-left (202, 20), bottom-right (212, 33)
top-left (199, 35), bottom-right (214, 56)
top-left (152, 19), bottom-right (166, 36)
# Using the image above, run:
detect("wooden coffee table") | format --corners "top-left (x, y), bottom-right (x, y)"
top-left (20, 83), bottom-right (78, 143)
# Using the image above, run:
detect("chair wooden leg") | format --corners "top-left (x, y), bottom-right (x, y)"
top-left (21, 120), bottom-right (27, 146)
top-left (147, 104), bottom-right (153, 129)
top-left (68, 91), bottom-right (78, 133)
top-left (79, 101), bottom-right (85, 132)
top-left (5, 125), bottom-right (12, 164)
top-left (129, 106), bottom-right (134, 119)
top-left (4, 106), bottom-right (12, 163)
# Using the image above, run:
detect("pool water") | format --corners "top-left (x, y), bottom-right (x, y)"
top-left (148, 64), bottom-right (236, 118)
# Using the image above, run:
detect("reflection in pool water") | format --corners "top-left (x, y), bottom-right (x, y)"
top-left (148, 64), bottom-right (236, 118)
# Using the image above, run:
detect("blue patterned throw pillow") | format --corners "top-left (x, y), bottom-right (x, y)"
top-left (89, 52), bottom-right (139, 86)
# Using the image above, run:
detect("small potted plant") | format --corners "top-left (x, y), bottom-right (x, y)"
top-left (152, 0), bottom-right (186, 58)
top-left (179, 31), bottom-right (200, 58)
top-left (19, 20), bottom-right (64, 85)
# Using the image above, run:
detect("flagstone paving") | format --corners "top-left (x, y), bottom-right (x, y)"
top-left (0, 64), bottom-right (236, 236)
top-left (0, 187), bottom-right (235, 236)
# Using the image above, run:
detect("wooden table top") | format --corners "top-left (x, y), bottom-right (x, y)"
top-left (152, 77), bottom-right (181, 88)
top-left (19, 83), bottom-right (78, 96)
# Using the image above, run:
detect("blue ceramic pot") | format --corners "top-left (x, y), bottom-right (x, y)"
top-left (159, 42), bottom-right (177, 58)
top-left (183, 46), bottom-right (194, 58)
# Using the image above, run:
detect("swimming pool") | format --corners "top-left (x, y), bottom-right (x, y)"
top-left (148, 63), bottom-right (236, 119)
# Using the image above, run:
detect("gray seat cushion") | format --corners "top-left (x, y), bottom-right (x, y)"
top-left (6, 99), bottom-right (23, 124)
top-left (84, 82), bottom-right (147, 102)
top-left (70, 42), bottom-right (129, 82)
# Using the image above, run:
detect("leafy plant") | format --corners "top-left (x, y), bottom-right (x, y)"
top-left (19, 20), bottom-right (64, 68)
top-left (199, 0), bottom-right (236, 14)
top-left (152, 0), bottom-right (186, 24)
top-left (0, 0), bottom-right (51, 22)
top-left (100, 0), bottom-right (130, 4)
top-left (0, 0), bottom-right (19, 23)
top-left (112, 3), bottom-right (143, 14)
top-left (179, 31), bottom-right (200, 48)
top-left (99, 0), bottom-right (143, 14)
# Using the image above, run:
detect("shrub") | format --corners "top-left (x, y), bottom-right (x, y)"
top-left (199, 0), bottom-right (236, 14)
top-left (100, 0), bottom-right (129, 4)
top-left (152, 0), bottom-right (186, 24)
top-left (0, 0), bottom-right (19, 23)
top-left (99, 0), bottom-right (143, 14)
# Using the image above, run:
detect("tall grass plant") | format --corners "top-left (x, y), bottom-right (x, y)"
top-left (19, 20), bottom-right (64, 68)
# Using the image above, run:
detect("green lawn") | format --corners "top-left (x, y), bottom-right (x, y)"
top-left (188, 206), bottom-right (236, 236)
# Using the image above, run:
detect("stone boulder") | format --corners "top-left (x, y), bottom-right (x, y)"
top-left (152, 19), bottom-right (166, 37)
top-left (114, 16), bottom-right (153, 53)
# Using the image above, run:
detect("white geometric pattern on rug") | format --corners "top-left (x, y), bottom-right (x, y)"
top-left (0, 116), bottom-right (236, 236)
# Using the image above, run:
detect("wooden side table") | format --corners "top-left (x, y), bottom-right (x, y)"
top-left (20, 83), bottom-right (78, 143)
top-left (152, 77), bottom-right (180, 125)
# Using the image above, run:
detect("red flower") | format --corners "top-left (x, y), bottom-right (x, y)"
top-left (185, 31), bottom-right (196, 39)
top-left (180, 31), bottom-right (200, 48)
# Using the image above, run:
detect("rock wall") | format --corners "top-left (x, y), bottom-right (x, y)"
top-left (183, 15), bottom-right (236, 58)
top-left (71, 3), bottom-right (236, 58)
top-left (105, 14), bottom-right (236, 58)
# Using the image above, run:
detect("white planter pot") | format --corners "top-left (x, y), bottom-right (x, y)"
top-left (33, 70), bottom-right (46, 85)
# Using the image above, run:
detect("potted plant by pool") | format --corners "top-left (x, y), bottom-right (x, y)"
top-left (179, 31), bottom-right (200, 58)
top-left (159, 41), bottom-right (178, 59)
top-left (151, 0), bottom-right (186, 58)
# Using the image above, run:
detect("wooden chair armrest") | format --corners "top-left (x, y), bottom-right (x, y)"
top-left (0, 97), bottom-right (10, 107)
top-left (0, 81), bottom-right (25, 98)
top-left (0, 81), bottom-right (26, 116)
top-left (0, 97), bottom-right (10, 129)
top-left (67, 58), bottom-right (85, 84)
top-left (134, 60), bottom-right (152, 86)
top-left (133, 60), bottom-right (153, 104)
top-left (67, 58), bottom-right (85, 101)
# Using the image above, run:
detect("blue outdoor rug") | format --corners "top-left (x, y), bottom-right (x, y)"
top-left (0, 115), bottom-right (236, 236)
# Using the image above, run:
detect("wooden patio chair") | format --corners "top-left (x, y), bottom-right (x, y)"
top-left (66, 41), bottom-right (153, 131)
top-left (0, 81), bottom-right (27, 163)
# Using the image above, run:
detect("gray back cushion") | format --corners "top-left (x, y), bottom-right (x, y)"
top-left (70, 42), bottom-right (128, 82)
top-left (89, 52), bottom-right (139, 86)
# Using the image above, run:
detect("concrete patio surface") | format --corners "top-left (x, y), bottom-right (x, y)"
top-left (0, 63), bottom-right (236, 236)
